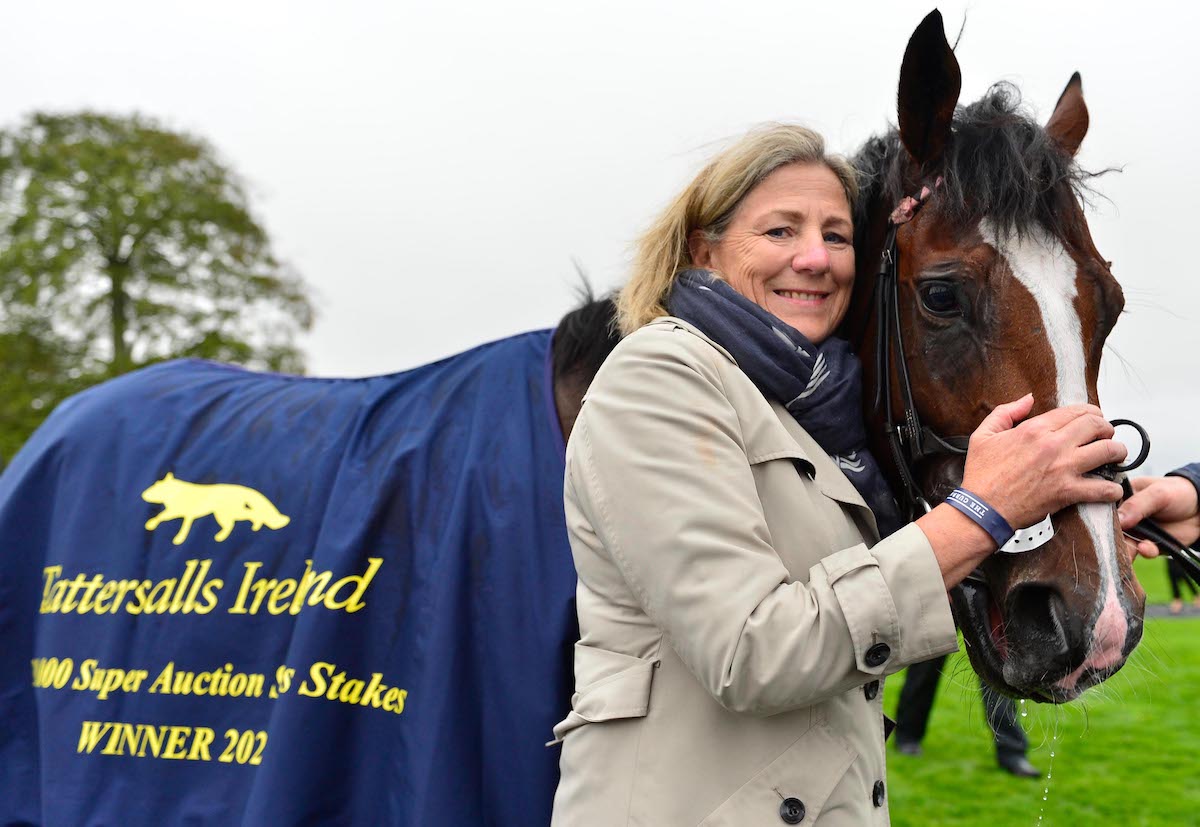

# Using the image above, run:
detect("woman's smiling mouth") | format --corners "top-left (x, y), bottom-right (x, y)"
top-left (774, 289), bottom-right (829, 305)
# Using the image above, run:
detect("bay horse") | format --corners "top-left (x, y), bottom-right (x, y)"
top-left (848, 10), bottom-right (1142, 702)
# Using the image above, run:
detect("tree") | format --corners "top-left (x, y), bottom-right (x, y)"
top-left (0, 112), bottom-right (314, 457)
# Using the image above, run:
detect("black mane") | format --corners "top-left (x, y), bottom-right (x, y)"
top-left (551, 281), bottom-right (620, 385)
top-left (853, 82), bottom-right (1104, 244)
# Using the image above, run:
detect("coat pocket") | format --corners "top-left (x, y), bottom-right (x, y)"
top-left (547, 644), bottom-right (658, 745)
top-left (698, 722), bottom-right (858, 826)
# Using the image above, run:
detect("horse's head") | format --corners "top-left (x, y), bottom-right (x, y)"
top-left (851, 11), bottom-right (1142, 702)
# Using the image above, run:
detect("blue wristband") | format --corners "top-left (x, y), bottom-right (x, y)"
top-left (945, 488), bottom-right (1015, 549)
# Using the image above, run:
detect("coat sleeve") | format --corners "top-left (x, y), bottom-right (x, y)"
top-left (567, 327), bottom-right (958, 716)
top-left (1167, 463), bottom-right (1200, 500)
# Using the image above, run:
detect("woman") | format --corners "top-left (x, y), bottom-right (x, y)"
top-left (549, 125), bottom-right (1127, 825)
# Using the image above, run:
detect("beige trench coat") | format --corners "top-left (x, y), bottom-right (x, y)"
top-left (549, 318), bottom-right (959, 826)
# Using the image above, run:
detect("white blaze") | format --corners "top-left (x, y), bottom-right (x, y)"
top-left (980, 220), bottom-right (1127, 678)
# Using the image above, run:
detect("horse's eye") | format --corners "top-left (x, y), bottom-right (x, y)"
top-left (918, 281), bottom-right (962, 317)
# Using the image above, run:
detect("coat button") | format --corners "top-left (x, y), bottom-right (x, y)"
top-left (863, 680), bottom-right (880, 701)
top-left (872, 780), bottom-right (886, 807)
top-left (864, 642), bottom-right (891, 668)
top-left (779, 797), bottom-right (806, 823)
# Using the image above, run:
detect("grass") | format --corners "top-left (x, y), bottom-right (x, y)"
top-left (884, 569), bottom-right (1200, 826)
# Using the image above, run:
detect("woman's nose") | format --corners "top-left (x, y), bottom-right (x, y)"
top-left (791, 235), bottom-right (830, 273)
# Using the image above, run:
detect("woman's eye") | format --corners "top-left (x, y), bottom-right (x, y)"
top-left (824, 232), bottom-right (849, 245)
top-left (765, 227), bottom-right (790, 239)
top-left (919, 281), bottom-right (962, 317)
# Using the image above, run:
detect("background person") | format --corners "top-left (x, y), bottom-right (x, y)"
top-left (1120, 465), bottom-right (1200, 554)
top-left (893, 657), bottom-right (1039, 777)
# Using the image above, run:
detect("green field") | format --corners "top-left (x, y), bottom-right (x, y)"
top-left (885, 560), bottom-right (1200, 826)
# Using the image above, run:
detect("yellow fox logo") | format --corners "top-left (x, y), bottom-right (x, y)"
top-left (142, 472), bottom-right (291, 546)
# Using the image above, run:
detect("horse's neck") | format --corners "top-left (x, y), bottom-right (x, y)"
top-left (554, 371), bottom-right (589, 442)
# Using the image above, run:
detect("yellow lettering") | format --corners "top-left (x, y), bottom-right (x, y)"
top-left (41, 566), bottom-right (64, 613)
top-left (169, 560), bottom-right (198, 613)
top-left (323, 558), bottom-right (383, 613)
top-left (93, 581), bottom-right (119, 613)
top-left (101, 722), bottom-right (131, 755)
top-left (77, 720), bottom-right (111, 753)
top-left (228, 562), bottom-right (263, 614)
top-left (148, 663), bottom-right (175, 695)
top-left (60, 574), bottom-right (89, 612)
top-left (196, 578), bottom-right (223, 614)
top-left (97, 669), bottom-right (124, 701)
top-left (297, 662), bottom-right (333, 698)
top-left (139, 725), bottom-right (166, 758)
top-left (291, 560), bottom-right (333, 613)
top-left (109, 580), bottom-right (140, 614)
top-left (75, 575), bottom-right (106, 613)
top-left (337, 678), bottom-right (364, 704)
top-left (267, 580), bottom-right (296, 615)
top-left (72, 659), bottom-right (97, 692)
top-left (122, 670), bottom-right (149, 694)
top-left (382, 687), bottom-right (400, 712)
top-left (145, 579), bottom-right (176, 614)
top-left (188, 727), bottom-right (214, 761)
top-left (162, 726), bottom-right (191, 759)
top-left (126, 580), bottom-right (154, 615)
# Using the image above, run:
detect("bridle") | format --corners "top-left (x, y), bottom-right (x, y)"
top-left (869, 181), bottom-right (1200, 585)
top-left (872, 180), bottom-right (968, 517)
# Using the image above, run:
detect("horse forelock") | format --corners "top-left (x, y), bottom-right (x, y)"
top-left (853, 82), bottom-right (1106, 249)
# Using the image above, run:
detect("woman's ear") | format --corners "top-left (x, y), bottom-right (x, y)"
top-left (687, 230), bottom-right (714, 268)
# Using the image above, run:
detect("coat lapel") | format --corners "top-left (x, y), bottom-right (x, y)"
top-left (647, 316), bottom-right (881, 541)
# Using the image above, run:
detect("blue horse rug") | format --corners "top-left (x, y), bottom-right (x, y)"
top-left (0, 329), bottom-right (578, 825)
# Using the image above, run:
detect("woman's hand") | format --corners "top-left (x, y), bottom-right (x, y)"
top-left (1118, 475), bottom-right (1200, 560)
top-left (918, 394), bottom-right (1126, 589)
top-left (959, 394), bottom-right (1126, 529)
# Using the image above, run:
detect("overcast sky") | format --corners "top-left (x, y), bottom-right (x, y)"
top-left (2, 0), bottom-right (1196, 467)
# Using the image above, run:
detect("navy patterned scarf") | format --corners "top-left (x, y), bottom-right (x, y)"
top-left (667, 269), bottom-right (901, 536)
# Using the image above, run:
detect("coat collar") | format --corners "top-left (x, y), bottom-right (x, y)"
top-left (647, 316), bottom-right (879, 537)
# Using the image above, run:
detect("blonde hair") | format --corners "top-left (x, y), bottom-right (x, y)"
top-left (617, 124), bottom-right (858, 335)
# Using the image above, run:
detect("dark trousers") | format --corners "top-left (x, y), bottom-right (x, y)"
top-left (894, 654), bottom-right (1028, 758)
top-left (1168, 558), bottom-right (1198, 600)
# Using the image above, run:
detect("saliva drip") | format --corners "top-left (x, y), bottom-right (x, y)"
top-left (1033, 725), bottom-right (1060, 826)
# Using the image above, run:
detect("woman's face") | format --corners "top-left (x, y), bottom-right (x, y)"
top-left (690, 162), bottom-right (855, 344)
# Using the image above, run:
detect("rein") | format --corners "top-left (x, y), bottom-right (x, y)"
top-left (869, 185), bottom-right (1200, 586)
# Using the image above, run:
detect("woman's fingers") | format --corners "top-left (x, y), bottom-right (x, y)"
top-left (1020, 403), bottom-right (1105, 433)
top-left (1053, 411), bottom-right (1116, 447)
top-left (1066, 477), bottom-right (1124, 505)
top-left (972, 393), bottom-right (1034, 440)
top-left (1072, 438), bottom-right (1128, 474)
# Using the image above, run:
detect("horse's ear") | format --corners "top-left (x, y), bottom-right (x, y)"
top-left (897, 9), bottom-right (962, 168)
top-left (1045, 72), bottom-right (1088, 157)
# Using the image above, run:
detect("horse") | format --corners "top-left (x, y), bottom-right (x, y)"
top-left (847, 10), bottom-right (1143, 702)
top-left (0, 10), bottom-right (1141, 826)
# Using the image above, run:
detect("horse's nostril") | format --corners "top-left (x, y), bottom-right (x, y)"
top-left (1003, 584), bottom-right (1087, 684)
